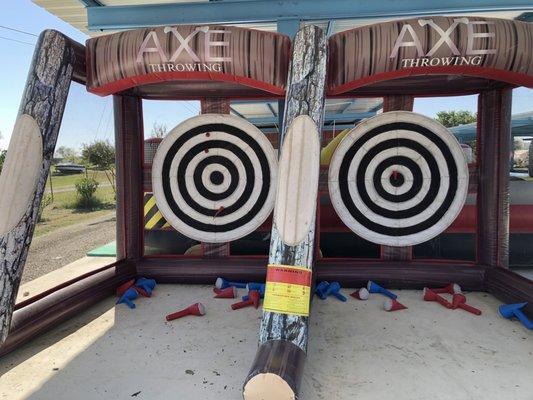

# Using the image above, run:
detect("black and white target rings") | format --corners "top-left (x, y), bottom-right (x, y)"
top-left (328, 111), bottom-right (469, 246)
top-left (152, 114), bottom-right (278, 243)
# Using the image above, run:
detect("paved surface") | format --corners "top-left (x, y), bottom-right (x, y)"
top-left (0, 287), bottom-right (531, 400)
top-left (22, 213), bottom-right (116, 284)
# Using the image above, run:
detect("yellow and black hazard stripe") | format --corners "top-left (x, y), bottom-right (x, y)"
top-left (144, 193), bottom-right (171, 230)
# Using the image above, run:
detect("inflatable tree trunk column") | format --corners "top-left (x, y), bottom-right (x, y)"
top-left (243, 25), bottom-right (327, 400)
top-left (0, 30), bottom-right (77, 344)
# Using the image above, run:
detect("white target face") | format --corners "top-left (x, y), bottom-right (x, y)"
top-left (328, 111), bottom-right (469, 246)
top-left (152, 114), bottom-right (278, 243)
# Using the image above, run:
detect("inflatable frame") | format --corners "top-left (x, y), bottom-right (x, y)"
top-left (0, 16), bottom-right (532, 399)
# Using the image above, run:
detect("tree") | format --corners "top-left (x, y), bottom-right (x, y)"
top-left (514, 138), bottom-right (526, 151)
top-left (0, 150), bottom-right (5, 174)
top-left (82, 140), bottom-right (115, 169)
top-left (55, 146), bottom-right (79, 162)
top-left (81, 140), bottom-right (116, 193)
top-left (436, 110), bottom-right (477, 128)
top-left (151, 122), bottom-right (167, 138)
top-left (0, 131), bottom-right (5, 174)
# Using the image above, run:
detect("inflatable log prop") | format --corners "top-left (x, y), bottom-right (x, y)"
top-left (243, 25), bottom-right (327, 400)
top-left (0, 30), bottom-right (77, 344)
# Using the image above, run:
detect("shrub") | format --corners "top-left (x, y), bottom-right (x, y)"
top-left (0, 150), bottom-right (6, 174)
top-left (37, 194), bottom-right (53, 222)
top-left (75, 177), bottom-right (99, 209)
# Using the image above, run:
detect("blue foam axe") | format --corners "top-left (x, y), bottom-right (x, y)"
top-left (367, 281), bottom-right (397, 300)
top-left (135, 277), bottom-right (156, 296)
top-left (247, 282), bottom-right (265, 291)
top-left (325, 282), bottom-right (347, 302)
top-left (116, 287), bottom-right (139, 309)
top-left (242, 284), bottom-right (265, 301)
top-left (315, 281), bottom-right (330, 300)
top-left (499, 302), bottom-right (533, 330)
top-left (215, 277), bottom-right (247, 290)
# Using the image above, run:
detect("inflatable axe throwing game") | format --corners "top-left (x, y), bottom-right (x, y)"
top-left (0, 13), bottom-right (532, 400)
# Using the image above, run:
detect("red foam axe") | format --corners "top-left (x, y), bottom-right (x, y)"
top-left (384, 298), bottom-right (408, 311)
top-left (452, 294), bottom-right (482, 315)
top-left (166, 303), bottom-right (206, 321)
top-left (430, 283), bottom-right (462, 295)
top-left (423, 288), bottom-right (453, 309)
top-left (231, 290), bottom-right (260, 310)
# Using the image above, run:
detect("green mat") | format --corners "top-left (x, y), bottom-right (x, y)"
top-left (87, 241), bottom-right (116, 257)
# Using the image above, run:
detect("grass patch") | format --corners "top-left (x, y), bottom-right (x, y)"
top-left (34, 208), bottom-right (115, 237)
top-left (50, 186), bottom-right (116, 210)
top-left (35, 184), bottom-right (116, 237)
top-left (46, 169), bottom-right (111, 190)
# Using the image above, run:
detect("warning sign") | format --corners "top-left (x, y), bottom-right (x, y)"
top-left (262, 264), bottom-right (312, 317)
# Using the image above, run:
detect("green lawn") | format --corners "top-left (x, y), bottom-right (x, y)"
top-left (46, 169), bottom-right (111, 190)
top-left (48, 186), bottom-right (116, 209)
top-left (36, 174), bottom-right (116, 237)
top-left (35, 208), bottom-right (115, 237)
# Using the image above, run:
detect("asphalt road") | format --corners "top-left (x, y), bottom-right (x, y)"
top-left (22, 213), bottom-right (116, 284)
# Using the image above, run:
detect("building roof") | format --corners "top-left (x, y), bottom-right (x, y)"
top-left (32, 0), bottom-right (530, 36)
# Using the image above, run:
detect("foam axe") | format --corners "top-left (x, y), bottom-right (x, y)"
top-left (315, 281), bottom-right (330, 300)
top-left (367, 281), bottom-right (397, 300)
top-left (325, 282), bottom-right (347, 302)
top-left (247, 282), bottom-right (265, 291)
top-left (116, 279), bottom-right (135, 296)
top-left (231, 291), bottom-right (260, 310)
top-left (431, 283), bottom-right (462, 295)
top-left (215, 277), bottom-right (247, 290)
top-left (499, 302), bottom-right (533, 330)
top-left (166, 303), bottom-right (206, 321)
top-left (242, 284), bottom-right (265, 301)
top-left (135, 278), bottom-right (156, 297)
top-left (350, 288), bottom-right (369, 300)
top-left (452, 294), bottom-right (481, 315)
top-left (116, 287), bottom-right (139, 309)
top-left (423, 287), bottom-right (452, 309)
top-left (384, 298), bottom-right (407, 312)
top-left (214, 287), bottom-right (238, 299)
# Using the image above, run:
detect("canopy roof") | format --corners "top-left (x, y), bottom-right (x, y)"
top-left (450, 111), bottom-right (533, 143)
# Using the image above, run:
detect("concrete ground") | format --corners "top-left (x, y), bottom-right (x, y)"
top-left (1, 286), bottom-right (532, 400)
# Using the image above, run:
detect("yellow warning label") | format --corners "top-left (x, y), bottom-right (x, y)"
top-left (262, 264), bottom-right (312, 317)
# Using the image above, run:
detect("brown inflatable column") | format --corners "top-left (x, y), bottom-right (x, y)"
top-left (200, 98), bottom-right (231, 258)
top-left (114, 95), bottom-right (144, 261)
top-left (381, 95), bottom-right (414, 261)
top-left (477, 89), bottom-right (512, 268)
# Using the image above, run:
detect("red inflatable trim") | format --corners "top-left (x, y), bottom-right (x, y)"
top-left (327, 66), bottom-right (533, 96)
top-left (87, 71), bottom-right (286, 97)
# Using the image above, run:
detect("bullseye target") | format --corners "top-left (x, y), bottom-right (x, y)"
top-left (152, 114), bottom-right (278, 243)
top-left (328, 111), bottom-right (469, 246)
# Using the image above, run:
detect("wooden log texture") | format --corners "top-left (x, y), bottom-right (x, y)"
top-left (0, 30), bottom-right (79, 344)
top-left (244, 25), bottom-right (327, 399)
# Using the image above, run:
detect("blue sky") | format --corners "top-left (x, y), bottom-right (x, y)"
top-left (0, 1), bottom-right (531, 152)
